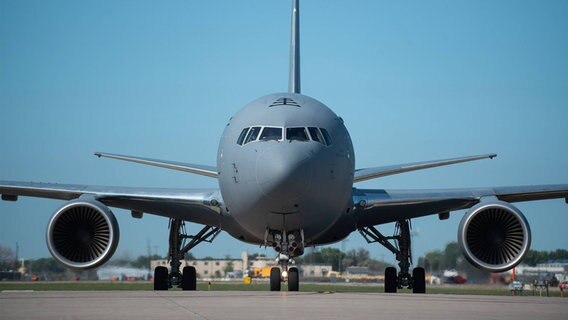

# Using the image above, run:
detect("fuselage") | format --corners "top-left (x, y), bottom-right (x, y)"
top-left (217, 93), bottom-right (355, 247)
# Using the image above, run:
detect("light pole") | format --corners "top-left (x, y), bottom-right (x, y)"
top-left (339, 239), bottom-right (348, 275)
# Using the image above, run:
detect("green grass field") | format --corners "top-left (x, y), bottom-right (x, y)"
top-left (1, 281), bottom-right (566, 297)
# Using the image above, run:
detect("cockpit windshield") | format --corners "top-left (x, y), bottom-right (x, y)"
top-left (260, 127), bottom-right (283, 141)
top-left (237, 126), bottom-right (332, 146)
top-left (307, 127), bottom-right (324, 143)
top-left (286, 127), bottom-right (309, 141)
top-left (244, 127), bottom-right (261, 144)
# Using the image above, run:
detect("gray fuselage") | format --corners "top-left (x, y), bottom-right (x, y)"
top-left (217, 93), bottom-right (355, 246)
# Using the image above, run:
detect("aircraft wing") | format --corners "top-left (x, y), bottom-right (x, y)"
top-left (94, 152), bottom-right (219, 178)
top-left (353, 154), bottom-right (496, 183)
top-left (352, 184), bottom-right (568, 227)
top-left (0, 180), bottom-right (223, 226)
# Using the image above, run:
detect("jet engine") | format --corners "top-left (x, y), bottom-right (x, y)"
top-left (46, 199), bottom-right (119, 270)
top-left (458, 200), bottom-right (531, 273)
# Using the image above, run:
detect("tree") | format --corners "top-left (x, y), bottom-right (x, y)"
top-left (421, 250), bottom-right (443, 274)
top-left (297, 250), bottom-right (323, 265)
top-left (319, 248), bottom-right (345, 271)
top-left (522, 249), bottom-right (568, 266)
top-left (343, 248), bottom-right (371, 268)
top-left (443, 242), bottom-right (460, 270)
top-left (297, 247), bottom-right (392, 272)
top-left (28, 258), bottom-right (65, 275)
top-left (223, 261), bottom-right (234, 276)
top-left (0, 245), bottom-right (15, 271)
top-left (131, 254), bottom-right (162, 269)
top-left (420, 243), bottom-right (568, 283)
top-left (364, 259), bottom-right (392, 273)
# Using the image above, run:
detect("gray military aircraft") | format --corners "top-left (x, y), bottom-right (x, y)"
top-left (1, 0), bottom-right (567, 293)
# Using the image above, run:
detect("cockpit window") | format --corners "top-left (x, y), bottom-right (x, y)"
top-left (244, 126), bottom-right (261, 144)
top-left (286, 127), bottom-right (309, 141)
top-left (237, 128), bottom-right (249, 145)
top-left (238, 126), bottom-right (332, 146)
top-left (259, 127), bottom-right (283, 141)
top-left (307, 127), bottom-right (324, 144)
top-left (320, 128), bottom-right (333, 146)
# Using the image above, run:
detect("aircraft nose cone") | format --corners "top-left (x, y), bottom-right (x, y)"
top-left (256, 146), bottom-right (312, 202)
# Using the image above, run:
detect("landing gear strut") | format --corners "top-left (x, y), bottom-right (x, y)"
top-left (267, 229), bottom-right (303, 292)
top-left (154, 219), bottom-right (220, 290)
top-left (359, 219), bottom-right (426, 293)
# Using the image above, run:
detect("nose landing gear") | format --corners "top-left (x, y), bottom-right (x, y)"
top-left (267, 229), bottom-right (303, 292)
top-left (269, 261), bottom-right (300, 292)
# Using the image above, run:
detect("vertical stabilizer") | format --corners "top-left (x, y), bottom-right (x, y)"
top-left (288, 0), bottom-right (301, 94)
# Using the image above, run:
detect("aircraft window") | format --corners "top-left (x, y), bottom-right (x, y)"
top-left (244, 126), bottom-right (261, 144)
top-left (320, 128), bottom-right (333, 146)
top-left (286, 127), bottom-right (309, 141)
top-left (308, 127), bottom-right (324, 144)
top-left (237, 128), bottom-right (249, 145)
top-left (259, 127), bottom-right (283, 141)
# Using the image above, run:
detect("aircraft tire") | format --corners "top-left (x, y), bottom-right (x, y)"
top-left (412, 267), bottom-right (426, 294)
top-left (270, 267), bottom-right (281, 291)
top-left (154, 266), bottom-right (169, 291)
top-left (288, 267), bottom-right (299, 292)
top-left (384, 267), bottom-right (397, 293)
top-left (182, 266), bottom-right (197, 291)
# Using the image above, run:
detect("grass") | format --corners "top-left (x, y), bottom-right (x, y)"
top-left (1, 281), bottom-right (567, 297)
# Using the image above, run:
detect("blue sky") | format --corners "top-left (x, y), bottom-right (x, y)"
top-left (1, 0), bottom-right (567, 265)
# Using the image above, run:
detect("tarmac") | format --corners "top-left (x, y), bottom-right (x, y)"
top-left (1, 290), bottom-right (567, 320)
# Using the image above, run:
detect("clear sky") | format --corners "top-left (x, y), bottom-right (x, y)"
top-left (1, 0), bottom-right (567, 266)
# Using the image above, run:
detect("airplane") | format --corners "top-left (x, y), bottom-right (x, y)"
top-left (1, 0), bottom-right (567, 293)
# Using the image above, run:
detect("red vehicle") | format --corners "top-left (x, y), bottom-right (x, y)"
top-left (560, 281), bottom-right (568, 291)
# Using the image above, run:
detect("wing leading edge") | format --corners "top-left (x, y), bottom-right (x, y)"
top-left (0, 180), bottom-right (223, 226)
top-left (94, 152), bottom-right (219, 178)
top-left (353, 154), bottom-right (496, 183)
top-left (352, 184), bottom-right (568, 227)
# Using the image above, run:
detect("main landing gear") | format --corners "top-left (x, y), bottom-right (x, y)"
top-left (154, 219), bottom-right (220, 290)
top-left (359, 219), bottom-right (426, 294)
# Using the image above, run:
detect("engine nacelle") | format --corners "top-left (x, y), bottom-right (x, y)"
top-left (458, 200), bottom-right (531, 273)
top-left (46, 199), bottom-right (119, 270)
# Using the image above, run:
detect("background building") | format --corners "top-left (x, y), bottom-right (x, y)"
top-left (151, 252), bottom-right (248, 279)
top-left (151, 252), bottom-right (332, 279)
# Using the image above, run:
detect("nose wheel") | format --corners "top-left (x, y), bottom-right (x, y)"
top-left (288, 267), bottom-right (299, 291)
top-left (270, 267), bottom-right (281, 291)
top-left (266, 229), bottom-right (303, 292)
top-left (269, 266), bottom-right (300, 292)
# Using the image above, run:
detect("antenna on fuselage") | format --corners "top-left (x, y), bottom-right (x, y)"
top-left (288, 0), bottom-right (301, 94)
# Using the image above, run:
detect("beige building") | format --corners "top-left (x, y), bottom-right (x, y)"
top-left (151, 252), bottom-right (248, 279)
top-left (151, 252), bottom-right (332, 279)
top-left (300, 264), bottom-right (332, 278)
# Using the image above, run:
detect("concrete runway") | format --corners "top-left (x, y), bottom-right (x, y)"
top-left (1, 290), bottom-right (566, 320)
